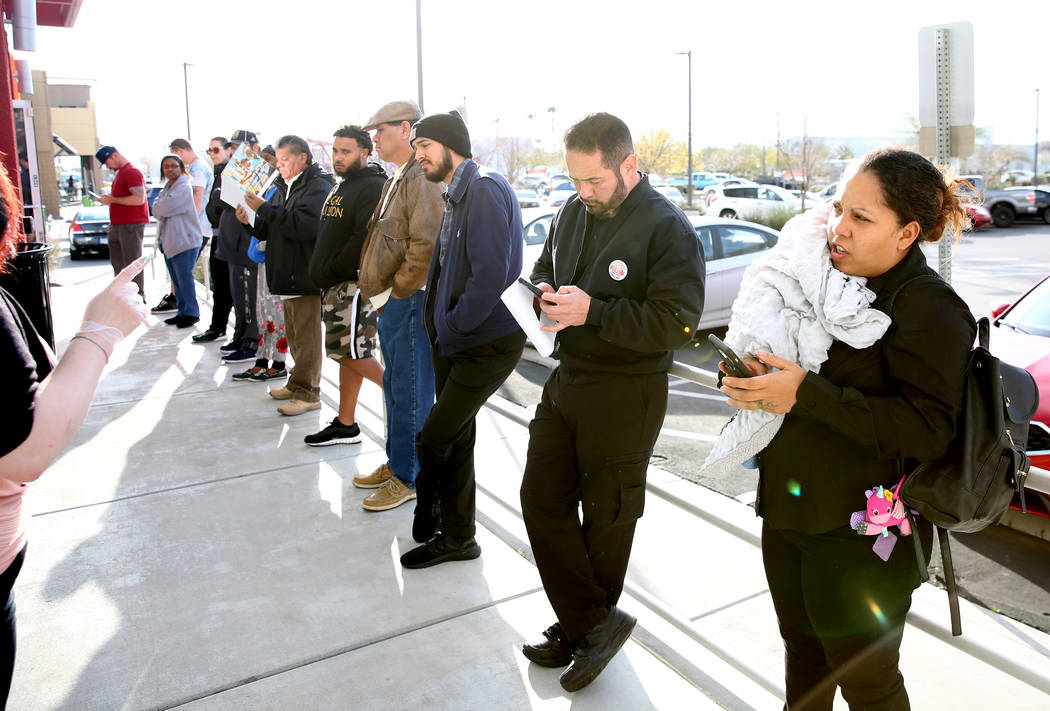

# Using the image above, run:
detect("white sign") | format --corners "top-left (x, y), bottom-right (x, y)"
top-left (918, 21), bottom-right (974, 127)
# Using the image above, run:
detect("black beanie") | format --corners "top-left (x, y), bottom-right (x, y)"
top-left (411, 110), bottom-right (472, 159)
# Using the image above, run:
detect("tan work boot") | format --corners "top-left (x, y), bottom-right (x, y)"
top-left (353, 463), bottom-right (394, 489)
top-left (362, 477), bottom-right (416, 511)
top-left (269, 386), bottom-right (294, 400)
top-left (277, 399), bottom-right (321, 416)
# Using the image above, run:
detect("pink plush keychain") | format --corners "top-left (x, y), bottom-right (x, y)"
top-left (849, 481), bottom-right (913, 561)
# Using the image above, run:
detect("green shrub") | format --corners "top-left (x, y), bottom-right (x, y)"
top-left (746, 206), bottom-right (800, 232)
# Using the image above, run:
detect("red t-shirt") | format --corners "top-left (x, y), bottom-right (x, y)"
top-left (109, 163), bottom-right (150, 225)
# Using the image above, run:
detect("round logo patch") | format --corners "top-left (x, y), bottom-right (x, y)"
top-left (608, 259), bottom-right (628, 281)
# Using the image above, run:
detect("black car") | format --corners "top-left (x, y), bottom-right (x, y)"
top-left (68, 206), bottom-right (110, 260)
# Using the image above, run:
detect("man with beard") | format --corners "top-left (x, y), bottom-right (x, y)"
top-left (518, 113), bottom-right (705, 692)
top-left (304, 125), bottom-right (387, 445)
top-left (397, 111), bottom-right (525, 568)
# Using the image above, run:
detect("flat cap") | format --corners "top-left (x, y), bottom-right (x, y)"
top-left (364, 100), bottom-right (422, 131)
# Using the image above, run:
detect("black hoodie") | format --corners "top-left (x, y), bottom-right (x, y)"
top-left (308, 163), bottom-right (387, 289)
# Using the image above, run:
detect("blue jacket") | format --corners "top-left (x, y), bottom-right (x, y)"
top-left (424, 160), bottom-right (523, 355)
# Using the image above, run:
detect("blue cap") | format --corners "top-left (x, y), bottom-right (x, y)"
top-left (95, 145), bottom-right (117, 164)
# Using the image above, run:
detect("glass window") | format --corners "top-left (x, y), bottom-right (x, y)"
top-left (726, 187), bottom-right (759, 199)
top-left (1000, 278), bottom-right (1050, 337)
top-left (694, 226), bottom-right (714, 259)
top-left (523, 215), bottom-right (552, 246)
top-left (760, 188), bottom-right (784, 201)
top-left (718, 225), bottom-right (772, 258)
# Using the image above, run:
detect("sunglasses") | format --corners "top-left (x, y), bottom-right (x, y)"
top-left (206, 147), bottom-right (223, 154)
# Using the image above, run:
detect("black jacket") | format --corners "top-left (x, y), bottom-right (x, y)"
top-left (206, 161), bottom-right (225, 231)
top-left (530, 174), bottom-right (705, 374)
top-left (249, 162), bottom-right (335, 295)
top-left (308, 164), bottom-right (386, 289)
top-left (757, 244), bottom-right (978, 533)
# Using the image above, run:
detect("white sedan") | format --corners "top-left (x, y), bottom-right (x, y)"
top-left (520, 209), bottom-right (778, 330)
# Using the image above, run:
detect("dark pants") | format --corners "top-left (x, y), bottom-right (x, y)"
top-left (520, 368), bottom-right (667, 641)
top-left (107, 222), bottom-right (145, 298)
top-left (208, 238), bottom-right (232, 333)
top-left (416, 330), bottom-right (526, 538)
top-left (228, 263), bottom-right (258, 350)
top-left (0, 546), bottom-right (26, 709)
top-left (761, 520), bottom-right (933, 711)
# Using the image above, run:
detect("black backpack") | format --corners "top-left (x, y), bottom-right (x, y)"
top-left (896, 307), bottom-right (1039, 635)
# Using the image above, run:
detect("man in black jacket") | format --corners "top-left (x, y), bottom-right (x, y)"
top-left (238, 134), bottom-right (335, 416)
top-left (519, 113), bottom-right (705, 692)
top-left (193, 135), bottom-right (234, 343)
top-left (304, 125), bottom-right (387, 444)
top-left (211, 129), bottom-right (262, 362)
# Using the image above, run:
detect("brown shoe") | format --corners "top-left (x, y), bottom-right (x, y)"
top-left (269, 386), bottom-right (294, 400)
top-left (362, 477), bottom-right (416, 511)
top-left (353, 463), bottom-right (394, 489)
top-left (277, 399), bottom-right (321, 416)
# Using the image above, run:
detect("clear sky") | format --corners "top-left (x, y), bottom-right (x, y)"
top-left (16, 0), bottom-right (1049, 165)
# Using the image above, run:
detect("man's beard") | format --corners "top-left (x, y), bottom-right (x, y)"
top-left (423, 147), bottom-right (454, 183)
top-left (335, 158), bottom-right (364, 179)
top-left (582, 171), bottom-right (628, 219)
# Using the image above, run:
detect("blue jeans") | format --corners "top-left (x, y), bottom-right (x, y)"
top-left (165, 248), bottom-right (200, 319)
top-left (377, 290), bottom-right (434, 487)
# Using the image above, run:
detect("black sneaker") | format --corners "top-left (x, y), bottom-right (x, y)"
top-left (232, 366), bottom-right (265, 381)
top-left (163, 315), bottom-right (180, 325)
top-left (221, 348), bottom-right (258, 363)
top-left (304, 418), bottom-right (362, 446)
top-left (150, 294), bottom-right (177, 314)
top-left (192, 328), bottom-right (225, 343)
top-left (250, 367), bottom-right (288, 382)
top-left (219, 341), bottom-right (240, 352)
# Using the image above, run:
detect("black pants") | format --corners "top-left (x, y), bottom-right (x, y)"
top-left (0, 545), bottom-right (26, 709)
top-left (416, 330), bottom-right (525, 537)
top-left (228, 263), bottom-right (258, 350)
top-left (208, 239), bottom-right (233, 334)
top-left (761, 520), bottom-right (933, 711)
top-left (520, 368), bottom-right (667, 641)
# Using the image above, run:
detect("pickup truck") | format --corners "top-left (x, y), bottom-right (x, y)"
top-left (983, 186), bottom-right (1050, 227)
top-left (669, 172), bottom-right (722, 194)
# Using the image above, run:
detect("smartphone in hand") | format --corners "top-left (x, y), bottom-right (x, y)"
top-left (518, 277), bottom-right (545, 298)
top-left (708, 334), bottom-right (753, 378)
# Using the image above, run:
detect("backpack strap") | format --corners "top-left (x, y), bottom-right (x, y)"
top-left (977, 316), bottom-right (990, 350)
top-left (938, 526), bottom-right (963, 636)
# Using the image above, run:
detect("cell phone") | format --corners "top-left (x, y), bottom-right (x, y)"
top-left (518, 277), bottom-right (545, 298)
top-left (87, 190), bottom-right (101, 200)
top-left (708, 334), bottom-right (753, 378)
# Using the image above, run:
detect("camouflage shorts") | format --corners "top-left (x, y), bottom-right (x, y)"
top-left (322, 281), bottom-right (379, 361)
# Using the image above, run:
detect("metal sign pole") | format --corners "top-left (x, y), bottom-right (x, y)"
top-left (935, 29), bottom-right (952, 283)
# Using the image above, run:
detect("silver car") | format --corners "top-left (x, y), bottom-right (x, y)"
top-left (520, 209), bottom-right (779, 330)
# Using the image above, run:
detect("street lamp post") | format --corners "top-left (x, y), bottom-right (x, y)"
top-left (675, 51), bottom-right (693, 208)
top-left (1035, 88), bottom-right (1041, 181)
top-left (416, 0), bottom-right (424, 112)
top-left (182, 62), bottom-right (192, 141)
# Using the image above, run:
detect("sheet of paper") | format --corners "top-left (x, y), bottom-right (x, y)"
top-left (369, 287), bottom-right (392, 311)
top-left (500, 281), bottom-right (557, 357)
top-left (220, 173), bottom-right (255, 226)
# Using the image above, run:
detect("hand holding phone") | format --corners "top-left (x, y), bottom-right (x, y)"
top-left (708, 334), bottom-right (753, 378)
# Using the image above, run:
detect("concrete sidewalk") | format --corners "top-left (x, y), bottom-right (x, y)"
top-left (9, 263), bottom-right (1050, 710)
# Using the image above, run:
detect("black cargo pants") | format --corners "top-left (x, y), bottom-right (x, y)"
top-left (520, 367), bottom-right (667, 641)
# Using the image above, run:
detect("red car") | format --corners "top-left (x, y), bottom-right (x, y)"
top-left (990, 275), bottom-right (1050, 518)
top-left (967, 204), bottom-right (992, 229)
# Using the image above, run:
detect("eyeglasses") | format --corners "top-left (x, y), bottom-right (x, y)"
top-left (206, 147), bottom-right (222, 154)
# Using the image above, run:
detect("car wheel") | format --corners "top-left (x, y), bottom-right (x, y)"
top-left (1043, 208), bottom-right (1050, 225)
top-left (991, 204), bottom-right (1015, 228)
top-left (719, 209), bottom-right (737, 219)
top-left (69, 248), bottom-right (81, 261)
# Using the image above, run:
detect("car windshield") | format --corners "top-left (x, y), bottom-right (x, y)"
top-left (1000, 278), bottom-right (1050, 337)
top-left (76, 207), bottom-right (110, 221)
